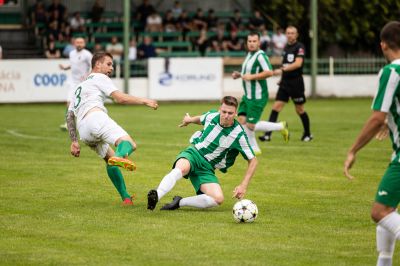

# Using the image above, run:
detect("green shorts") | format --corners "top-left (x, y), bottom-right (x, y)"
top-left (375, 157), bottom-right (400, 208)
top-left (238, 96), bottom-right (267, 124)
top-left (173, 146), bottom-right (219, 195)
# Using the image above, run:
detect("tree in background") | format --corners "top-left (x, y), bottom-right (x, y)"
top-left (253, 0), bottom-right (400, 57)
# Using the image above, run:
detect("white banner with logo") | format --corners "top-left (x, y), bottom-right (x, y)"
top-left (148, 57), bottom-right (223, 100)
top-left (0, 59), bottom-right (70, 103)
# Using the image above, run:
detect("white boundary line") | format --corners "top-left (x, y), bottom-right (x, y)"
top-left (5, 129), bottom-right (60, 141)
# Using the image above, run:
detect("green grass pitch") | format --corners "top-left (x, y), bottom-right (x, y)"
top-left (0, 98), bottom-right (393, 265)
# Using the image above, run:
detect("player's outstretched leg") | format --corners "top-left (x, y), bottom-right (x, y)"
top-left (106, 165), bottom-right (133, 205)
top-left (160, 196), bottom-right (183, 210)
top-left (108, 140), bottom-right (136, 171)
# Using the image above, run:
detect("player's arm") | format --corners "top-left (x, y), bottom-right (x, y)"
top-left (282, 57), bottom-right (303, 72)
top-left (66, 110), bottom-right (80, 157)
top-left (110, 90), bottom-right (158, 110)
top-left (344, 110), bottom-right (387, 179)
top-left (233, 157), bottom-right (258, 199)
top-left (241, 69), bottom-right (282, 81)
top-left (179, 113), bottom-right (202, 127)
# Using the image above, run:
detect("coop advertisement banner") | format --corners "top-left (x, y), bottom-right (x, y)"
top-left (0, 59), bottom-right (70, 103)
top-left (148, 57), bottom-right (223, 100)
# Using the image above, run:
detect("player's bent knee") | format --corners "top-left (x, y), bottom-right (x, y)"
top-left (213, 195), bottom-right (224, 205)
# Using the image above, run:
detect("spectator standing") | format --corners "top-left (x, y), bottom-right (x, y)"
top-left (93, 43), bottom-right (104, 53)
top-left (30, 0), bottom-right (47, 28)
top-left (45, 41), bottom-right (61, 58)
top-left (176, 9), bottom-right (192, 36)
top-left (106, 36), bottom-right (123, 63)
top-left (136, 0), bottom-right (155, 30)
top-left (192, 8), bottom-right (207, 31)
top-left (272, 27), bottom-right (287, 56)
top-left (195, 28), bottom-right (208, 56)
top-left (90, 0), bottom-right (104, 23)
top-left (137, 36), bottom-right (157, 59)
top-left (260, 27), bottom-right (272, 54)
top-left (47, 0), bottom-right (67, 23)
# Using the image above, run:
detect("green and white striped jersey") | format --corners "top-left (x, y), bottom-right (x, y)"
top-left (372, 59), bottom-right (400, 156)
top-left (191, 110), bottom-right (255, 173)
top-left (241, 50), bottom-right (272, 100)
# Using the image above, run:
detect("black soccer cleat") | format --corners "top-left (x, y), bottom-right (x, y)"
top-left (147, 189), bottom-right (158, 211)
top-left (160, 196), bottom-right (182, 210)
top-left (258, 134), bottom-right (271, 142)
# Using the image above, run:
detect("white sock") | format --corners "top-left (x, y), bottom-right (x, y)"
top-left (376, 225), bottom-right (395, 266)
top-left (156, 168), bottom-right (183, 200)
top-left (179, 194), bottom-right (218, 208)
top-left (254, 121), bottom-right (284, 132)
top-left (243, 125), bottom-right (261, 153)
top-left (378, 211), bottom-right (400, 239)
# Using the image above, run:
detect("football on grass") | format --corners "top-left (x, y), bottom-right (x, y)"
top-left (232, 199), bottom-right (258, 223)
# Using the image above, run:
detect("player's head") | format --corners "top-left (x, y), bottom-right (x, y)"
top-left (74, 37), bottom-right (86, 51)
top-left (247, 31), bottom-right (261, 52)
top-left (91, 52), bottom-right (114, 76)
top-left (286, 26), bottom-right (298, 44)
top-left (219, 96), bottom-right (238, 127)
top-left (380, 21), bottom-right (400, 59)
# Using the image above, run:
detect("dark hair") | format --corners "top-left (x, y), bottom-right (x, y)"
top-left (247, 31), bottom-right (260, 39)
top-left (380, 21), bottom-right (400, 50)
top-left (91, 52), bottom-right (113, 68)
top-left (221, 96), bottom-right (238, 108)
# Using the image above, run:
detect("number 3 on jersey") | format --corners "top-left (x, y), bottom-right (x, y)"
top-left (74, 86), bottom-right (82, 108)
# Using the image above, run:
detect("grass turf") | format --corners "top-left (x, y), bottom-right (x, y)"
top-left (0, 98), bottom-right (393, 265)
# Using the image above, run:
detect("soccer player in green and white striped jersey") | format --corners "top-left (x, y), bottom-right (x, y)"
top-left (147, 96), bottom-right (258, 211)
top-left (344, 21), bottom-right (400, 266)
top-left (232, 31), bottom-right (289, 154)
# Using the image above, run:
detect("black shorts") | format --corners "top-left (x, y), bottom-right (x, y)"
top-left (276, 76), bottom-right (306, 104)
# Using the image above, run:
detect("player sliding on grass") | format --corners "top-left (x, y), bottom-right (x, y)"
top-left (147, 96), bottom-right (257, 211)
top-left (66, 52), bottom-right (158, 205)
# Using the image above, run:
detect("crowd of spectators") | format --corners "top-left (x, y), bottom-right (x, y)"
top-left (31, 0), bottom-right (287, 60)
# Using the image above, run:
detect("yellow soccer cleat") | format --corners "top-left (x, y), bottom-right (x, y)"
top-left (108, 156), bottom-right (136, 171)
top-left (280, 121), bottom-right (290, 143)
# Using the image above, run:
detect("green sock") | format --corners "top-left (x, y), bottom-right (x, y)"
top-left (106, 165), bottom-right (130, 200)
top-left (115, 141), bottom-right (134, 158)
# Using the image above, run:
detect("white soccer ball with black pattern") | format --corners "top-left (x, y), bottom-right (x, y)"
top-left (232, 199), bottom-right (258, 223)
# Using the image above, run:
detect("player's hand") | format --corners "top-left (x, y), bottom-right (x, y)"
top-left (344, 152), bottom-right (356, 180)
top-left (241, 74), bottom-right (253, 81)
top-left (179, 113), bottom-right (191, 127)
top-left (70, 141), bottom-right (80, 157)
top-left (375, 123), bottom-right (389, 141)
top-left (232, 184), bottom-right (246, 199)
top-left (146, 99), bottom-right (158, 110)
top-left (273, 69), bottom-right (283, 76)
top-left (59, 64), bottom-right (66, 70)
top-left (232, 71), bottom-right (241, 79)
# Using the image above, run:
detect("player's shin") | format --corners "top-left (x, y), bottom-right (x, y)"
top-left (106, 165), bottom-right (130, 200)
top-left (179, 194), bottom-right (218, 208)
top-left (157, 168), bottom-right (183, 199)
top-left (115, 140), bottom-right (134, 158)
top-left (378, 211), bottom-right (400, 239)
top-left (376, 225), bottom-right (395, 266)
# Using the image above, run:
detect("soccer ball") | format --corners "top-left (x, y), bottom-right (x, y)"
top-left (232, 199), bottom-right (258, 223)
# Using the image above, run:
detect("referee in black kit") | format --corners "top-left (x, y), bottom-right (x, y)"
top-left (259, 25), bottom-right (313, 142)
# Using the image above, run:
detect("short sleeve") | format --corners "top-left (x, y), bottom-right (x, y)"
top-left (96, 74), bottom-right (119, 96)
top-left (257, 53), bottom-right (272, 71)
top-left (297, 43), bottom-right (305, 58)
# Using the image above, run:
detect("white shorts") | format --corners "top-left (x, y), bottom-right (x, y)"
top-left (77, 111), bottom-right (128, 158)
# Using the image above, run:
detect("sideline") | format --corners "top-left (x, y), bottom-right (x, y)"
top-left (6, 129), bottom-right (60, 141)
